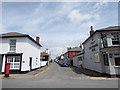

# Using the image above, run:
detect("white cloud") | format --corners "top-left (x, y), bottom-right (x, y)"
top-left (68, 9), bottom-right (100, 23)
top-left (92, 2), bottom-right (108, 14)
top-left (34, 3), bottom-right (44, 14)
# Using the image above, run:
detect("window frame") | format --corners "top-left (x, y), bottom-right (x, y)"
top-left (101, 33), bottom-right (108, 48)
top-left (103, 52), bottom-right (109, 66)
top-left (114, 57), bottom-right (120, 66)
top-left (114, 52), bottom-right (120, 66)
top-left (9, 39), bottom-right (16, 52)
top-left (111, 32), bottom-right (120, 45)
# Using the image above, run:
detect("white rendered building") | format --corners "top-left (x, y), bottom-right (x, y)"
top-left (82, 26), bottom-right (120, 76)
top-left (0, 32), bottom-right (42, 73)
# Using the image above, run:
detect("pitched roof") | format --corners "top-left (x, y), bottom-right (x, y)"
top-left (82, 26), bottom-right (120, 44)
top-left (0, 32), bottom-right (42, 47)
top-left (96, 26), bottom-right (120, 31)
top-left (0, 32), bottom-right (26, 37)
top-left (73, 51), bottom-right (84, 57)
top-left (68, 47), bottom-right (83, 52)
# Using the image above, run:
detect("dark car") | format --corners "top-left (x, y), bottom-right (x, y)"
top-left (59, 62), bottom-right (68, 67)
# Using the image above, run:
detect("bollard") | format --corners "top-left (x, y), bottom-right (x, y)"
top-left (4, 63), bottom-right (10, 77)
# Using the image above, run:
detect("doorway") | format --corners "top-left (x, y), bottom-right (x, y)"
top-left (29, 57), bottom-right (32, 71)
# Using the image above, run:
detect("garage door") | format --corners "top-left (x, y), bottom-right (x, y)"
top-left (7, 56), bottom-right (21, 70)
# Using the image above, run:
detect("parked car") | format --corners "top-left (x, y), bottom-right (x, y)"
top-left (58, 62), bottom-right (68, 67)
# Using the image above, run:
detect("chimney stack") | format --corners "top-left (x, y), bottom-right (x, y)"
top-left (36, 36), bottom-right (40, 43)
top-left (67, 47), bottom-right (71, 52)
top-left (80, 43), bottom-right (82, 48)
top-left (90, 26), bottom-right (94, 36)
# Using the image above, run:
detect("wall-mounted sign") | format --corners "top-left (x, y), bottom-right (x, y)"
top-left (91, 40), bottom-right (95, 44)
top-left (89, 43), bottom-right (98, 50)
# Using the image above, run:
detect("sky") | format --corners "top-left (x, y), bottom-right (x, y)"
top-left (1, 1), bottom-right (118, 59)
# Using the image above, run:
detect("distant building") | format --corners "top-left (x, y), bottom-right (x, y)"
top-left (73, 51), bottom-right (84, 68)
top-left (62, 52), bottom-right (69, 65)
top-left (0, 32), bottom-right (42, 73)
top-left (40, 52), bottom-right (49, 66)
top-left (82, 26), bottom-right (120, 76)
top-left (67, 44), bottom-right (83, 66)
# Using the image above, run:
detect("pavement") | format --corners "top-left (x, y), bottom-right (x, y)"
top-left (1, 62), bottom-right (119, 88)
top-left (71, 66), bottom-right (119, 80)
top-left (0, 64), bottom-right (50, 79)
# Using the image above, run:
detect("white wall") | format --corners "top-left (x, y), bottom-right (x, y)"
top-left (0, 37), bottom-right (41, 72)
top-left (2, 55), bottom-right (5, 72)
top-left (41, 61), bottom-right (47, 67)
top-left (73, 56), bottom-right (78, 67)
top-left (25, 38), bottom-right (41, 71)
top-left (83, 33), bottom-right (103, 73)
top-left (73, 55), bottom-right (83, 67)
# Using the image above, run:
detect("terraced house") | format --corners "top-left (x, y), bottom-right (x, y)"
top-left (82, 26), bottom-right (120, 77)
top-left (0, 32), bottom-right (42, 73)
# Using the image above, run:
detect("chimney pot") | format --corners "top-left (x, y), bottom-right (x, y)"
top-left (90, 26), bottom-right (94, 36)
top-left (80, 43), bottom-right (82, 48)
top-left (36, 36), bottom-right (40, 43)
top-left (67, 47), bottom-right (71, 51)
top-left (91, 26), bottom-right (93, 30)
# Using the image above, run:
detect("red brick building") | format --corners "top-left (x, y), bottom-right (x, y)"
top-left (67, 45), bottom-right (83, 66)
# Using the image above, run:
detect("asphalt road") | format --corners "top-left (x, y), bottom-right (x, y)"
top-left (2, 62), bottom-right (119, 88)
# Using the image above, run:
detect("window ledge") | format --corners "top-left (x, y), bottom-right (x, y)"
top-left (114, 66), bottom-right (120, 68)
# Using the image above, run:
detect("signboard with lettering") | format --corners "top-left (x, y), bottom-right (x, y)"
top-left (89, 38), bottom-right (98, 52)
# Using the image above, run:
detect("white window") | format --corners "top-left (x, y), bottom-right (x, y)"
top-left (10, 40), bottom-right (16, 52)
top-left (94, 53), bottom-right (100, 63)
top-left (7, 56), bottom-right (20, 70)
top-left (111, 33), bottom-right (120, 45)
top-left (101, 33), bottom-right (108, 48)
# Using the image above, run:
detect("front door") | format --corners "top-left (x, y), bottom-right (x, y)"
top-left (29, 57), bottom-right (32, 71)
top-left (7, 56), bottom-right (21, 70)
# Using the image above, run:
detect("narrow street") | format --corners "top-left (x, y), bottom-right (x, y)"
top-left (2, 62), bottom-right (118, 88)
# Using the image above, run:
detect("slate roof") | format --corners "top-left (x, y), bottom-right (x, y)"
top-left (73, 51), bottom-right (84, 57)
top-left (96, 26), bottom-right (120, 31)
top-left (0, 32), bottom-right (42, 47)
top-left (0, 32), bottom-right (25, 37)
top-left (82, 26), bottom-right (120, 44)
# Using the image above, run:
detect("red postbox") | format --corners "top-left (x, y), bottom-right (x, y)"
top-left (4, 62), bottom-right (10, 77)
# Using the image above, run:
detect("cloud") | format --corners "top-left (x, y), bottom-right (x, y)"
top-left (92, 2), bottom-right (108, 14)
top-left (68, 9), bottom-right (100, 23)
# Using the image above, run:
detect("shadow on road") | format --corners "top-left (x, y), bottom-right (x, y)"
top-left (71, 66), bottom-right (111, 77)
